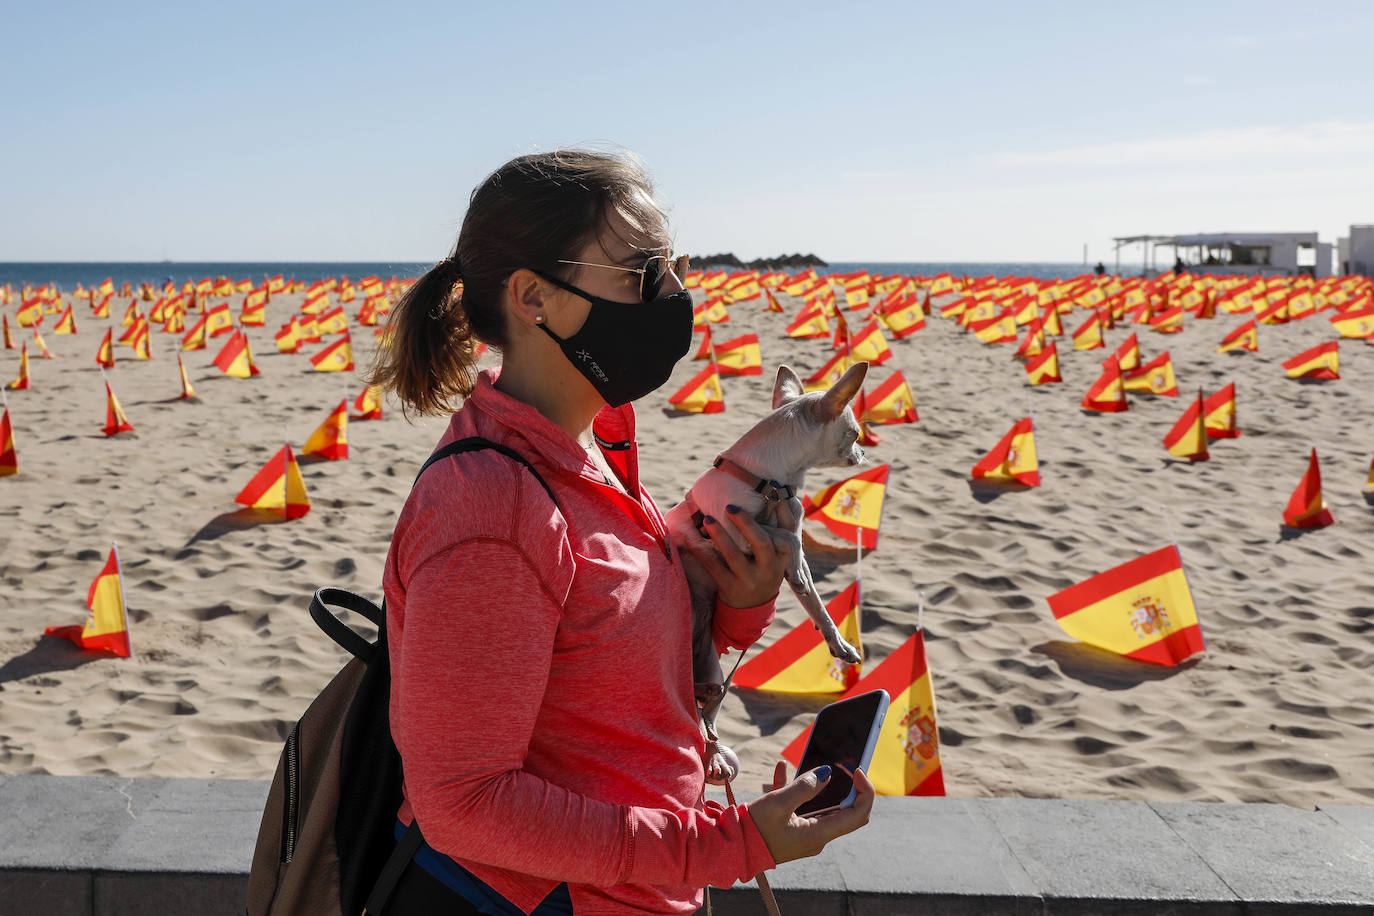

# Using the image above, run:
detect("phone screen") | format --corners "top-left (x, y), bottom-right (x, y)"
top-left (794, 691), bottom-right (887, 816)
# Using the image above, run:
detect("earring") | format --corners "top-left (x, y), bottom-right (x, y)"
top-left (534, 315), bottom-right (545, 324)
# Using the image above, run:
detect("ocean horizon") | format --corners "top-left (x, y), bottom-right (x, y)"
top-left (0, 260), bottom-right (1145, 290)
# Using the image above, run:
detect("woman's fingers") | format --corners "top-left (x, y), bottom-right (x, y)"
top-left (702, 513), bottom-right (753, 579)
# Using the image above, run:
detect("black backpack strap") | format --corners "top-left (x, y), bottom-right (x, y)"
top-left (415, 436), bottom-right (556, 506)
top-left (310, 587), bottom-right (385, 663)
top-left (363, 820), bottom-right (425, 915)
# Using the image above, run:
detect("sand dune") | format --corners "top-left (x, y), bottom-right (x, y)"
top-left (1, 287), bottom-right (1371, 810)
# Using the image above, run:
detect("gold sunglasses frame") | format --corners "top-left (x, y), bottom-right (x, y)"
top-left (555, 253), bottom-right (690, 301)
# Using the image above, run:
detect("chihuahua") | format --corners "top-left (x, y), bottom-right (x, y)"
top-left (666, 361), bottom-right (869, 782)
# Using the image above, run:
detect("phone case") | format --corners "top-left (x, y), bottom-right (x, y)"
top-left (795, 689), bottom-right (890, 815)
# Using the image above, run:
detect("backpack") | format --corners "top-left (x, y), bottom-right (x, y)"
top-left (246, 437), bottom-right (556, 916)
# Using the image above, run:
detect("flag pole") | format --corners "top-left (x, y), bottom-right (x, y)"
top-left (855, 526), bottom-right (863, 634)
top-left (917, 590), bottom-right (925, 633)
top-left (283, 429), bottom-right (291, 520)
top-left (111, 540), bottom-right (133, 656)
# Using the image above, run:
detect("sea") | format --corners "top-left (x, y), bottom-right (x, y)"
top-left (0, 261), bottom-right (1146, 291)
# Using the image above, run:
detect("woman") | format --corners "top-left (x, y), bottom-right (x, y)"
top-left (372, 149), bottom-right (873, 914)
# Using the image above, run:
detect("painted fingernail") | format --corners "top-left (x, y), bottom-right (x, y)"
top-left (703, 515), bottom-right (716, 525)
top-left (726, 504), bottom-right (741, 514)
top-left (813, 765), bottom-right (832, 782)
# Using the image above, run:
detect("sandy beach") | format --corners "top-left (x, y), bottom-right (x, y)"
top-left (1, 282), bottom-right (1372, 810)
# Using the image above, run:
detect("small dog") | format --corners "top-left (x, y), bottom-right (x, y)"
top-left (666, 361), bottom-right (869, 782)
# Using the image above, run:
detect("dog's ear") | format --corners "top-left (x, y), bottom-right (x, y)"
top-left (773, 365), bottom-right (804, 409)
top-left (813, 361), bottom-right (869, 420)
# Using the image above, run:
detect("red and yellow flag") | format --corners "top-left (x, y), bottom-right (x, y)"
top-left (45, 546), bottom-right (132, 657)
top-left (130, 322), bottom-right (151, 361)
top-left (182, 315), bottom-right (209, 351)
top-left (1149, 304), bottom-right (1184, 334)
top-left (804, 350), bottom-right (853, 393)
top-left (16, 297), bottom-right (43, 327)
top-left (302, 399), bottom-right (348, 461)
top-left (31, 327), bottom-right (54, 359)
top-left (309, 333), bottom-right (355, 372)
top-left (862, 372), bottom-right (918, 425)
top-left (236, 444), bottom-right (311, 519)
top-left (762, 287), bottom-right (785, 313)
top-left (971, 417), bottom-right (1039, 486)
top-left (275, 316), bottom-right (303, 354)
top-left (2, 314), bottom-right (12, 349)
top-left (1013, 321), bottom-right (1046, 359)
top-left (1024, 341), bottom-right (1062, 386)
top-left (1202, 383), bottom-right (1239, 439)
top-left (1081, 357), bottom-right (1127, 413)
top-left (1365, 453), bottom-right (1374, 490)
top-left (53, 306), bottom-right (77, 335)
top-left (95, 329), bottom-right (115, 368)
top-left (212, 329), bottom-right (261, 378)
top-left (1071, 312), bottom-right (1104, 350)
top-left (205, 304), bottom-right (235, 338)
top-left (785, 304), bottom-right (829, 339)
top-left (969, 311), bottom-right (1018, 344)
top-left (715, 333), bottom-right (762, 376)
top-left (8, 343), bottom-right (30, 390)
top-left (240, 298), bottom-right (267, 327)
top-left (1109, 332), bottom-right (1140, 372)
top-left (875, 296), bottom-right (926, 338)
top-left (1162, 390), bottom-right (1209, 461)
top-left (177, 354), bottom-right (196, 400)
top-left (1329, 305), bottom-right (1374, 339)
top-left (1256, 296), bottom-right (1290, 325)
top-left (315, 306), bottom-right (349, 335)
top-left (353, 384), bottom-right (383, 420)
top-left (803, 464), bottom-right (890, 550)
top-left (1216, 319), bottom-right (1258, 353)
top-left (1123, 351), bottom-right (1179, 397)
top-left (102, 380), bottom-right (134, 436)
top-left (667, 363), bottom-right (724, 414)
top-left (1047, 545), bottom-right (1204, 667)
top-left (782, 628), bottom-right (945, 796)
top-left (1282, 341), bottom-right (1339, 380)
top-left (0, 406), bottom-right (17, 476)
top-left (848, 321), bottom-right (894, 364)
top-left (734, 581), bottom-right (863, 694)
top-left (1283, 448), bottom-right (1334, 528)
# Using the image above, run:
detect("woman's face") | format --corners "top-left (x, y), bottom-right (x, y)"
top-left (552, 205), bottom-right (683, 327)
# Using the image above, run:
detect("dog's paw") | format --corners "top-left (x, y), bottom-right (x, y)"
top-left (704, 745), bottom-right (740, 785)
top-left (827, 634), bottom-right (862, 665)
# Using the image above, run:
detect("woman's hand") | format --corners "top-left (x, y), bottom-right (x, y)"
top-left (684, 505), bottom-right (788, 609)
top-left (746, 765), bottom-right (875, 865)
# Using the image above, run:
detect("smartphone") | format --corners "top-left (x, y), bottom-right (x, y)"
top-left (793, 689), bottom-right (890, 816)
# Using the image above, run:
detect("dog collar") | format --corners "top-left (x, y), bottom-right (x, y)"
top-left (712, 455), bottom-right (795, 503)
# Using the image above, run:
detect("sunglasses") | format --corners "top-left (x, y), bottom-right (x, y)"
top-left (556, 253), bottom-right (690, 303)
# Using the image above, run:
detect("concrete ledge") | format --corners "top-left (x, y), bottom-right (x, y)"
top-left (1, 775), bottom-right (1372, 915)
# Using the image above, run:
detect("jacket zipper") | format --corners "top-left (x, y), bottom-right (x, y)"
top-left (281, 724), bottom-right (300, 864)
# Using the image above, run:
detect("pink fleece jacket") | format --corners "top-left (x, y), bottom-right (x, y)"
top-left (384, 368), bottom-right (777, 915)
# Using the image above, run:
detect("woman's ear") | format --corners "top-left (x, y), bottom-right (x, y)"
top-left (506, 268), bottom-right (549, 328)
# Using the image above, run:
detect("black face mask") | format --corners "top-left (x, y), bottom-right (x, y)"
top-left (533, 271), bottom-right (694, 407)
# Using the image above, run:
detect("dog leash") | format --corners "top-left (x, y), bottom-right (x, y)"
top-left (703, 718), bottom-right (783, 916)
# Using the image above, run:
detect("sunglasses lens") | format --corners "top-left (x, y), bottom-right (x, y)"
top-left (642, 257), bottom-right (668, 303)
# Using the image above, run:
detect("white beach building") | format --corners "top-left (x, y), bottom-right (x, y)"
top-left (1112, 232), bottom-right (1333, 278)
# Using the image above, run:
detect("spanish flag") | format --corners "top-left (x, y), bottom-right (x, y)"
top-left (852, 388), bottom-right (881, 447)
top-left (734, 581), bottom-right (863, 694)
top-left (213, 329), bottom-right (261, 378)
top-left (236, 444), bottom-right (311, 519)
top-left (804, 350), bottom-right (852, 393)
top-left (848, 321), bottom-right (894, 365)
top-left (971, 417), bottom-right (1039, 486)
top-left (876, 297), bottom-right (926, 338)
top-left (302, 399), bottom-right (349, 461)
top-left (8, 343), bottom-right (30, 390)
top-left (803, 464), bottom-right (890, 550)
top-left (693, 325), bottom-right (714, 361)
top-left (1287, 291), bottom-right (1317, 320)
top-left (1109, 333), bottom-right (1141, 372)
top-left (16, 298), bottom-right (42, 327)
top-left (95, 329), bottom-right (115, 368)
top-left (1203, 383), bottom-right (1239, 439)
top-left (1039, 304), bottom-right (1063, 337)
top-left (1282, 341), bottom-right (1339, 380)
top-left (91, 293), bottom-right (111, 319)
top-left (715, 333), bottom-right (762, 377)
top-left (275, 316), bottom-right (303, 354)
top-left (205, 304), bottom-right (235, 338)
top-left (1365, 453), bottom-right (1374, 490)
top-left (1216, 319), bottom-right (1258, 354)
top-left (1256, 296), bottom-right (1290, 325)
top-left (31, 327), bottom-right (54, 359)
top-left (98, 278), bottom-right (115, 298)
top-left (1283, 448), bottom-right (1333, 528)
top-left (1081, 357), bottom-right (1128, 413)
top-left (121, 300), bottom-right (140, 327)
top-left (177, 353), bottom-right (196, 400)
top-left (785, 304), bottom-right (829, 339)
top-left (1013, 321), bottom-right (1046, 359)
top-left (316, 306), bottom-right (349, 335)
top-left (939, 296), bottom-right (971, 320)
top-left (1149, 304), bottom-right (1184, 334)
top-left (302, 287), bottom-right (329, 315)
top-left (704, 298), bottom-right (730, 324)
top-left (1123, 351), bottom-right (1179, 397)
top-left (1047, 545), bottom-right (1204, 667)
top-left (668, 363), bottom-right (725, 413)
top-left (240, 298), bottom-right (266, 327)
top-left (53, 306), bottom-right (76, 335)
top-left (969, 311), bottom-right (1018, 345)
top-left (182, 315), bottom-right (208, 351)
top-left (1071, 312), bottom-right (1104, 350)
top-left (1329, 305), bottom-right (1374, 339)
top-left (309, 333), bottom-right (355, 372)
top-left (1162, 389), bottom-right (1209, 461)
top-left (102, 380), bottom-right (134, 436)
top-left (0, 406), bottom-right (17, 476)
top-left (782, 628), bottom-right (945, 796)
top-left (862, 372), bottom-right (918, 425)
top-left (762, 287), bottom-right (785, 313)
top-left (161, 308), bottom-right (185, 335)
top-left (130, 322), bottom-right (151, 361)
top-left (45, 546), bottom-right (132, 657)
top-left (2, 314), bottom-right (12, 349)
top-left (352, 384), bottom-right (383, 420)
top-left (1024, 341), bottom-right (1062, 385)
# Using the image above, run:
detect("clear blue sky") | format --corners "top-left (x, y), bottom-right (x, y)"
top-left (4, 0), bottom-right (1372, 263)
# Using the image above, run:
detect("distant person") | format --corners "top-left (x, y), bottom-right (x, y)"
top-left (1094, 262), bottom-right (1106, 277)
top-left (1174, 256), bottom-right (1186, 274)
